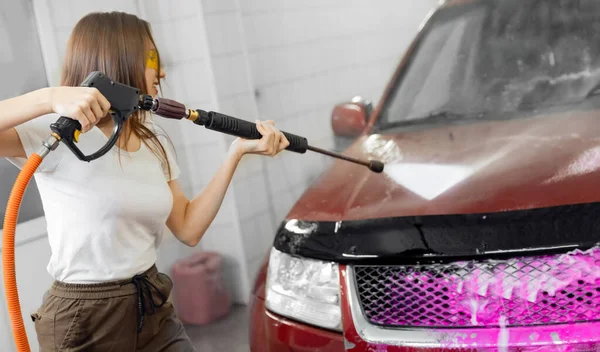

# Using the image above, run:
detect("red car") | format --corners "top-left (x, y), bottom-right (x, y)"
top-left (249, 0), bottom-right (600, 350)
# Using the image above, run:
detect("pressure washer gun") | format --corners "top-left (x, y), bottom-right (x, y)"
top-left (43, 72), bottom-right (385, 171)
top-left (143, 97), bottom-right (385, 173)
top-left (3, 71), bottom-right (383, 352)
top-left (40, 72), bottom-right (143, 162)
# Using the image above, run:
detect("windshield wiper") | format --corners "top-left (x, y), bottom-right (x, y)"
top-left (375, 110), bottom-right (488, 131)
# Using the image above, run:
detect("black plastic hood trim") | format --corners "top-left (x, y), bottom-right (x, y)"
top-left (273, 202), bottom-right (600, 265)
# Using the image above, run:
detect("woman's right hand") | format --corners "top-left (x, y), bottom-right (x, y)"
top-left (49, 87), bottom-right (111, 132)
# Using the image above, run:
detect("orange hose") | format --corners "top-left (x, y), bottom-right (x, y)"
top-left (3, 153), bottom-right (42, 352)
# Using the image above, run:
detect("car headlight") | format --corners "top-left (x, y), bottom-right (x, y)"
top-left (265, 247), bottom-right (342, 331)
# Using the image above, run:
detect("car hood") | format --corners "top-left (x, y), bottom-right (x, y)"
top-left (287, 108), bottom-right (600, 221)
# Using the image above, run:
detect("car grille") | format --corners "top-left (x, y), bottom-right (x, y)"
top-left (353, 247), bottom-right (600, 328)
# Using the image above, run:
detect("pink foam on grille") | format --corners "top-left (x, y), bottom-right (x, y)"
top-left (359, 322), bottom-right (600, 351)
top-left (433, 321), bottom-right (600, 350)
top-left (171, 252), bottom-right (232, 325)
top-left (355, 246), bottom-right (600, 328)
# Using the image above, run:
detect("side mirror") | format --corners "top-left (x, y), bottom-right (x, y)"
top-left (331, 96), bottom-right (372, 137)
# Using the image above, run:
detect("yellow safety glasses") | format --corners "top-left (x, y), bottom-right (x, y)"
top-left (146, 49), bottom-right (159, 71)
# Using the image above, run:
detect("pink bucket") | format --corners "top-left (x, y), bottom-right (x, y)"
top-left (171, 252), bottom-right (232, 325)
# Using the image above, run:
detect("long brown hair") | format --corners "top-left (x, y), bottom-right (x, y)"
top-left (61, 11), bottom-right (173, 178)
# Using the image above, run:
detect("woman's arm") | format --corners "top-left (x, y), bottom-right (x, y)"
top-left (0, 87), bottom-right (110, 158)
top-left (0, 88), bottom-right (55, 131)
top-left (166, 148), bottom-right (243, 246)
top-left (166, 120), bottom-right (289, 246)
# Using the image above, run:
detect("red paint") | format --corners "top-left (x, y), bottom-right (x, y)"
top-left (331, 103), bottom-right (368, 137)
top-left (288, 108), bottom-right (600, 222)
top-left (251, 260), bottom-right (268, 299)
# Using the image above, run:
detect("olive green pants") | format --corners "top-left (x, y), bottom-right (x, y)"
top-left (31, 265), bottom-right (196, 351)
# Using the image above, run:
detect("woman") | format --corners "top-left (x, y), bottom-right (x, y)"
top-left (0, 11), bottom-right (288, 351)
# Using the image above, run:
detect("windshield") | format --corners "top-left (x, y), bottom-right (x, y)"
top-left (378, 0), bottom-right (600, 128)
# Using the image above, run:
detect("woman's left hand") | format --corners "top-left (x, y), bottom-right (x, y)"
top-left (230, 120), bottom-right (290, 158)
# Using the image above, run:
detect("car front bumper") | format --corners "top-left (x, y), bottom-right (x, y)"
top-left (250, 265), bottom-right (600, 352)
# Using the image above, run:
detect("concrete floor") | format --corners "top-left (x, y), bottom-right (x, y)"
top-left (185, 304), bottom-right (250, 351)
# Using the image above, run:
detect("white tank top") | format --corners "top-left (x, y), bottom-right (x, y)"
top-left (7, 113), bottom-right (181, 283)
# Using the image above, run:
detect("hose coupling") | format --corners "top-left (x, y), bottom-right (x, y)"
top-left (37, 134), bottom-right (61, 158)
top-left (139, 94), bottom-right (155, 111)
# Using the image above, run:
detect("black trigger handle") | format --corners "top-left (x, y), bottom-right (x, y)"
top-left (49, 71), bottom-right (141, 162)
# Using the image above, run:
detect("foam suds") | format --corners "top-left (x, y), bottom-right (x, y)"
top-left (498, 316), bottom-right (509, 352)
top-left (362, 135), bottom-right (403, 164)
top-left (282, 219), bottom-right (318, 254)
top-left (451, 246), bottom-right (600, 326)
top-left (374, 246), bottom-right (600, 329)
top-left (470, 299), bottom-right (479, 325)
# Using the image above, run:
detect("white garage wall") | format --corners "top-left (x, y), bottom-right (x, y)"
top-left (201, 0), bottom-right (281, 295)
